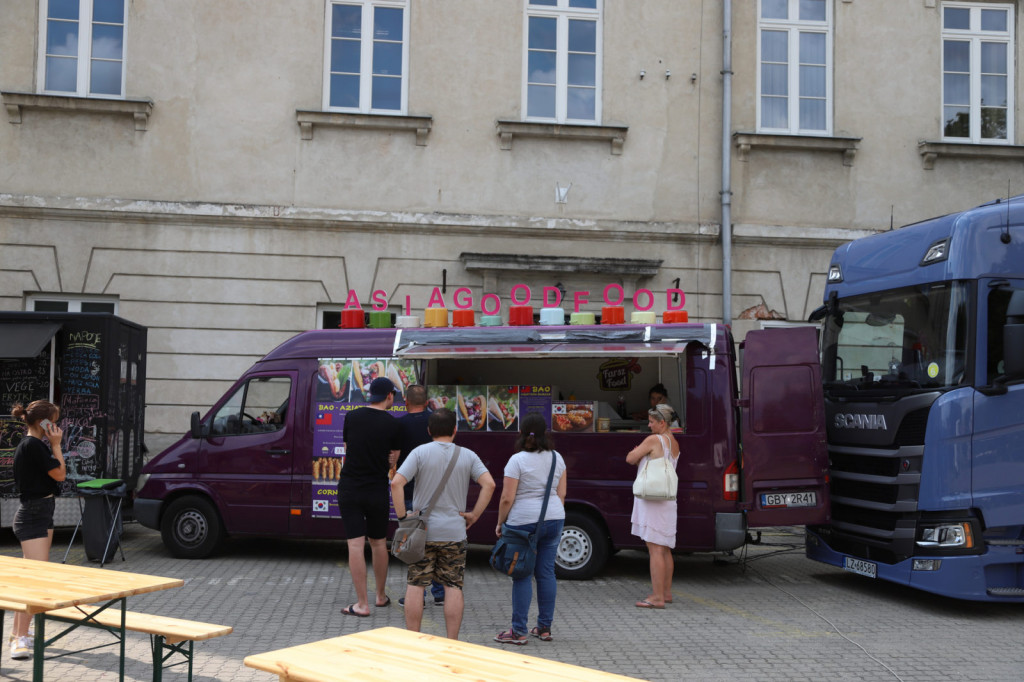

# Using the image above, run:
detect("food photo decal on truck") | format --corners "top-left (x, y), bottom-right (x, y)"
top-left (352, 359), bottom-right (386, 402)
top-left (552, 401), bottom-right (595, 433)
top-left (457, 386), bottom-right (488, 431)
top-left (487, 386), bottom-right (519, 432)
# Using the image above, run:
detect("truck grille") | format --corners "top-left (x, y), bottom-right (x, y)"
top-left (819, 403), bottom-right (932, 564)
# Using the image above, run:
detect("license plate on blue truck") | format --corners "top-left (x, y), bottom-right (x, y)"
top-left (843, 557), bottom-right (877, 578)
top-left (760, 491), bottom-right (816, 508)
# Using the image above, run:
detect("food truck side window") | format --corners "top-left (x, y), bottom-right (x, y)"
top-left (211, 377), bottom-right (291, 435)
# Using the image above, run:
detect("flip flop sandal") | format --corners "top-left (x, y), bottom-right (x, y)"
top-left (342, 604), bottom-right (370, 617)
top-left (635, 599), bottom-right (666, 609)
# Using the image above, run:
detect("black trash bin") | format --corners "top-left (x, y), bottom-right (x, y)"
top-left (77, 479), bottom-right (127, 565)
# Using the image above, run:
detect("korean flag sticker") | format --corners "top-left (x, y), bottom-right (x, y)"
top-left (313, 500), bottom-right (329, 513)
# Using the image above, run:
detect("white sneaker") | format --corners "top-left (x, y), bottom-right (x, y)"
top-left (10, 635), bottom-right (31, 660)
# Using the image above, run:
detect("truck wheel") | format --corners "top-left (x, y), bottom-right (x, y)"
top-left (160, 496), bottom-right (223, 559)
top-left (555, 512), bottom-right (609, 580)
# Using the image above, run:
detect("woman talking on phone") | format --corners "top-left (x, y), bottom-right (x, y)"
top-left (8, 400), bottom-right (65, 661)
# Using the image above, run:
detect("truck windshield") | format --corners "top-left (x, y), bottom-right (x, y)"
top-left (821, 282), bottom-right (970, 395)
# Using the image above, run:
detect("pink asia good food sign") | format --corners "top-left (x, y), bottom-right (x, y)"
top-left (334, 284), bottom-right (687, 316)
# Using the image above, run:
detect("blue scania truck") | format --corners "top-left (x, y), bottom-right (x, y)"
top-left (805, 195), bottom-right (1024, 601)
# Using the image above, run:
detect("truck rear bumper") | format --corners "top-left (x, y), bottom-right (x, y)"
top-left (805, 527), bottom-right (1024, 602)
top-left (134, 498), bottom-right (162, 530)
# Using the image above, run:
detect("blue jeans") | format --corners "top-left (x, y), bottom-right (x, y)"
top-left (509, 518), bottom-right (564, 635)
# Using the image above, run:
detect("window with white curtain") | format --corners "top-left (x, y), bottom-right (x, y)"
top-left (323, 0), bottom-right (409, 114)
top-left (757, 0), bottom-right (832, 135)
top-left (38, 0), bottom-right (126, 97)
top-left (523, 0), bottom-right (601, 124)
top-left (942, 2), bottom-right (1014, 143)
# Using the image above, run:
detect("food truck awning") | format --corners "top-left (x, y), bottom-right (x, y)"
top-left (393, 325), bottom-right (715, 359)
top-left (0, 322), bottom-right (62, 358)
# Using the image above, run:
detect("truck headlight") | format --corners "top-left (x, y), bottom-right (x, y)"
top-left (135, 473), bottom-right (150, 494)
top-left (917, 522), bottom-right (974, 549)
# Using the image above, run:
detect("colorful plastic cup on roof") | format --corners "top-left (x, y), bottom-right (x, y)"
top-left (509, 305), bottom-right (534, 326)
top-left (630, 311), bottom-right (657, 324)
top-left (367, 311), bottom-right (392, 328)
top-left (539, 307), bottom-right (565, 325)
top-left (569, 312), bottom-right (596, 325)
top-left (662, 310), bottom-right (689, 324)
top-left (480, 315), bottom-right (503, 326)
top-left (341, 309), bottom-right (365, 329)
top-left (396, 315), bottom-right (421, 328)
top-left (424, 307), bottom-right (449, 328)
top-left (452, 309), bottom-right (475, 327)
top-left (601, 306), bottom-right (625, 325)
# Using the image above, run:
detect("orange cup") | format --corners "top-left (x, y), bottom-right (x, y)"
top-left (663, 310), bottom-right (689, 324)
top-left (509, 306), bottom-right (534, 326)
top-left (601, 306), bottom-right (625, 325)
top-left (424, 307), bottom-right (449, 327)
top-left (452, 309), bottom-right (475, 327)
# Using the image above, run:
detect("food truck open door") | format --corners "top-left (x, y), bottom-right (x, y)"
top-left (739, 326), bottom-right (830, 527)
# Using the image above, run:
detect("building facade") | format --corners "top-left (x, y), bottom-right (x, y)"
top-left (3, 0), bottom-right (1023, 447)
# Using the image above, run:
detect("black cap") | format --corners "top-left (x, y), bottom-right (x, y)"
top-left (369, 377), bottom-right (396, 402)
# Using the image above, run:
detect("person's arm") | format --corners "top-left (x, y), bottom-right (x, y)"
top-left (460, 471), bottom-right (496, 529)
top-left (388, 449), bottom-right (400, 469)
top-left (556, 471), bottom-right (567, 504)
top-left (626, 435), bottom-right (657, 466)
top-left (391, 473), bottom-right (409, 519)
top-left (45, 422), bottom-right (66, 482)
top-left (495, 476), bottom-right (519, 536)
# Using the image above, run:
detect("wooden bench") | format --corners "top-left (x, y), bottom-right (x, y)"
top-left (1, 599), bottom-right (231, 681)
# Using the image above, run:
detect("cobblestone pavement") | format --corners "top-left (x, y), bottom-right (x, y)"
top-left (1, 525), bottom-right (1022, 681)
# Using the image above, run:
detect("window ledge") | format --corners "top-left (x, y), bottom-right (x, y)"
top-left (496, 119), bottom-right (628, 155)
top-left (733, 132), bottom-right (861, 166)
top-left (917, 141), bottom-right (1024, 169)
top-left (2, 92), bottom-right (153, 130)
top-left (295, 110), bottom-right (433, 145)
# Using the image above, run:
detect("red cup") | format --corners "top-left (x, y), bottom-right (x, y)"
top-left (601, 306), bottom-right (625, 325)
top-left (509, 305), bottom-right (534, 326)
top-left (341, 308), bottom-right (365, 329)
top-left (663, 310), bottom-right (689, 324)
top-left (452, 309), bottom-right (475, 327)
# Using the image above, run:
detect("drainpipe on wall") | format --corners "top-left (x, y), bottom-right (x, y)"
top-left (721, 0), bottom-right (733, 326)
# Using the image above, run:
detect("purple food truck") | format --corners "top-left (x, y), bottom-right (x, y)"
top-left (134, 323), bottom-right (829, 578)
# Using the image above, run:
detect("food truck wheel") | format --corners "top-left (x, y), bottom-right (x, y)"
top-left (161, 495), bottom-right (224, 559)
top-left (555, 512), bottom-right (609, 580)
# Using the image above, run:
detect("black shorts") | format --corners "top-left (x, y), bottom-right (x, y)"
top-left (339, 485), bottom-right (390, 540)
top-left (13, 497), bottom-right (56, 542)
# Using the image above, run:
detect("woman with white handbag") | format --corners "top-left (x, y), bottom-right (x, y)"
top-left (626, 403), bottom-right (680, 609)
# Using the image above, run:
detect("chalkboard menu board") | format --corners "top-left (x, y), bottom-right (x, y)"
top-left (59, 329), bottom-right (105, 486)
top-left (0, 417), bottom-right (24, 496)
top-left (1, 348), bottom-right (51, 413)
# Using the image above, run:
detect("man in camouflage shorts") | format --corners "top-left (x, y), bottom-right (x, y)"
top-left (392, 409), bottom-right (495, 639)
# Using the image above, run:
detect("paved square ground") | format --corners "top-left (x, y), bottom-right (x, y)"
top-left (1, 525), bottom-right (1022, 681)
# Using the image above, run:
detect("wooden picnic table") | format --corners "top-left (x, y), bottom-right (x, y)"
top-left (0, 554), bottom-right (184, 681)
top-left (244, 626), bottom-right (641, 681)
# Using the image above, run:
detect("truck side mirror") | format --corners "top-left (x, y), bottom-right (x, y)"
top-left (190, 411), bottom-right (206, 439)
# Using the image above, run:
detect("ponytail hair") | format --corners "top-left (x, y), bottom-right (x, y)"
top-left (10, 400), bottom-right (58, 426)
top-left (514, 413), bottom-right (554, 453)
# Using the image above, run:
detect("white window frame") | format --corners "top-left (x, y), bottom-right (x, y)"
top-left (941, 2), bottom-right (1014, 144)
top-left (26, 294), bottom-right (119, 314)
top-left (756, 0), bottom-right (833, 136)
top-left (36, 0), bottom-right (127, 99)
top-left (322, 0), bottom-right (410, 115)
top-left (521, 0), bottom-right (603, 124)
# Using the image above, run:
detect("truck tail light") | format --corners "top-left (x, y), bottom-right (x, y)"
top-left (723, 461), bottom-right (739, 501)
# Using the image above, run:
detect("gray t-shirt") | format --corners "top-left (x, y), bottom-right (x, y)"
top-left (504, 450), bottom-right (566, 526)
top-left (397, 441), bottom-right (489, 542)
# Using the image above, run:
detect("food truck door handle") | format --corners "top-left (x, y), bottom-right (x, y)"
top-left (267, 448), bottom-right (291, 457)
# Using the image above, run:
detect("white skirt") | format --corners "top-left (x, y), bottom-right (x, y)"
top-left (631, 497), bottom-right (677, 548)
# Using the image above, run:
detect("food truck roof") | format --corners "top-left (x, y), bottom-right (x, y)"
top-left (260, 324), bottom-right (718, 362)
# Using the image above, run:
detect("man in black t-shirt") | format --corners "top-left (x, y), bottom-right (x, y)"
top-left (339, 377), bottom-right (402, 617)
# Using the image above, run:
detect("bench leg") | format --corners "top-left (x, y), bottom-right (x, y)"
top-left (150, 635), bottom-right (194, 682)
top-left (32, 612), bottom-right (44, 682)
